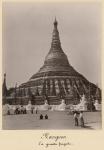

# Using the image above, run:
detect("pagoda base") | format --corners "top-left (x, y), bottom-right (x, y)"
top-left (4, 95), bottom-right (80, 105)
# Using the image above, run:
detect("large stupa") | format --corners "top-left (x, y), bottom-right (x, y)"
top-left (14, 18), bottom-right (100, 105)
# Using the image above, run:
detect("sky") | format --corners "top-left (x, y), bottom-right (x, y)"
top-left (2, 2), bottom-right (102, 88)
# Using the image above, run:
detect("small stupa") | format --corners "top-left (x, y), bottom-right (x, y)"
top-left (94, 100), bottom-right (101, 111)
top-left (41, 100), bottom-right (50, 110)
top-left (58, 99), bottom-right (66, 111)
top-left (26, 100), bottom-right (32, 112)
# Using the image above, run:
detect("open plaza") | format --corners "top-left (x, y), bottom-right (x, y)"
top-left (2, 111), bottom-right (101, 130)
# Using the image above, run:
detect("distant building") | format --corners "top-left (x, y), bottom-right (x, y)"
top-left (3, 19), bottom-right (101, 105)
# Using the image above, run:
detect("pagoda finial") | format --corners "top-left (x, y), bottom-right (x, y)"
top-left (54, 17), bottom-right (58, 27)
top-left (50, 17), bottom-right (62, 51)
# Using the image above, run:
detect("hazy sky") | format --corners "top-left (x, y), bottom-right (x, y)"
top-left (3, 2), bottom-right (101, 88)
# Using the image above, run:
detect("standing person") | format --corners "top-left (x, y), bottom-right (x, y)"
top-left (79, 111), bottom-right (84, 127)
top-left (31, 106), bottom-right (34, 114)
top-left (73, 111), bottom-right (79, 126)
top-left (21, 106), bottom-right (24, 114)
top-left (36, 107), bottom-right (38, 114)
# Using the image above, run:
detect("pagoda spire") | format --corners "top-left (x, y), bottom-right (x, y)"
top-left (37, 18), bottom-right (70, 73)
top-left (51, 18), bottom-right (62, 51)
top-left (2, 73), bottom-right (8, 96)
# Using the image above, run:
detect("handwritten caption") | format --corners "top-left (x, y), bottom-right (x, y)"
top-left (38, 132), bottom-right (72, 148)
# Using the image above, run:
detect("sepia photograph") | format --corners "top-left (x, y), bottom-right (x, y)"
top-left (2, 1), bottom-right (102, 130)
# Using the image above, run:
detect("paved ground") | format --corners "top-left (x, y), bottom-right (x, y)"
top-left (2, 111), bottom-right (102, 130)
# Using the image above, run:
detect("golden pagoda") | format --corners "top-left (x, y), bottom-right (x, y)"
top-left (14, 18), bottom-right (100, 105)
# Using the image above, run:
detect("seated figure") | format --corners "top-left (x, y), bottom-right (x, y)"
top-left (45, 114), bottom-right (48, 119)
top-left (40, 114), bottom-right (43, 120)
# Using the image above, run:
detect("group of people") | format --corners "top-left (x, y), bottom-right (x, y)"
top-left (4, 104), bottom-right (38, 115)
top-left (73, 111), bottom-right (84, 127)
top-left (14, 105), bottom-right (27, 114)
top-left (40, 114), bottom-right (48, 120)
